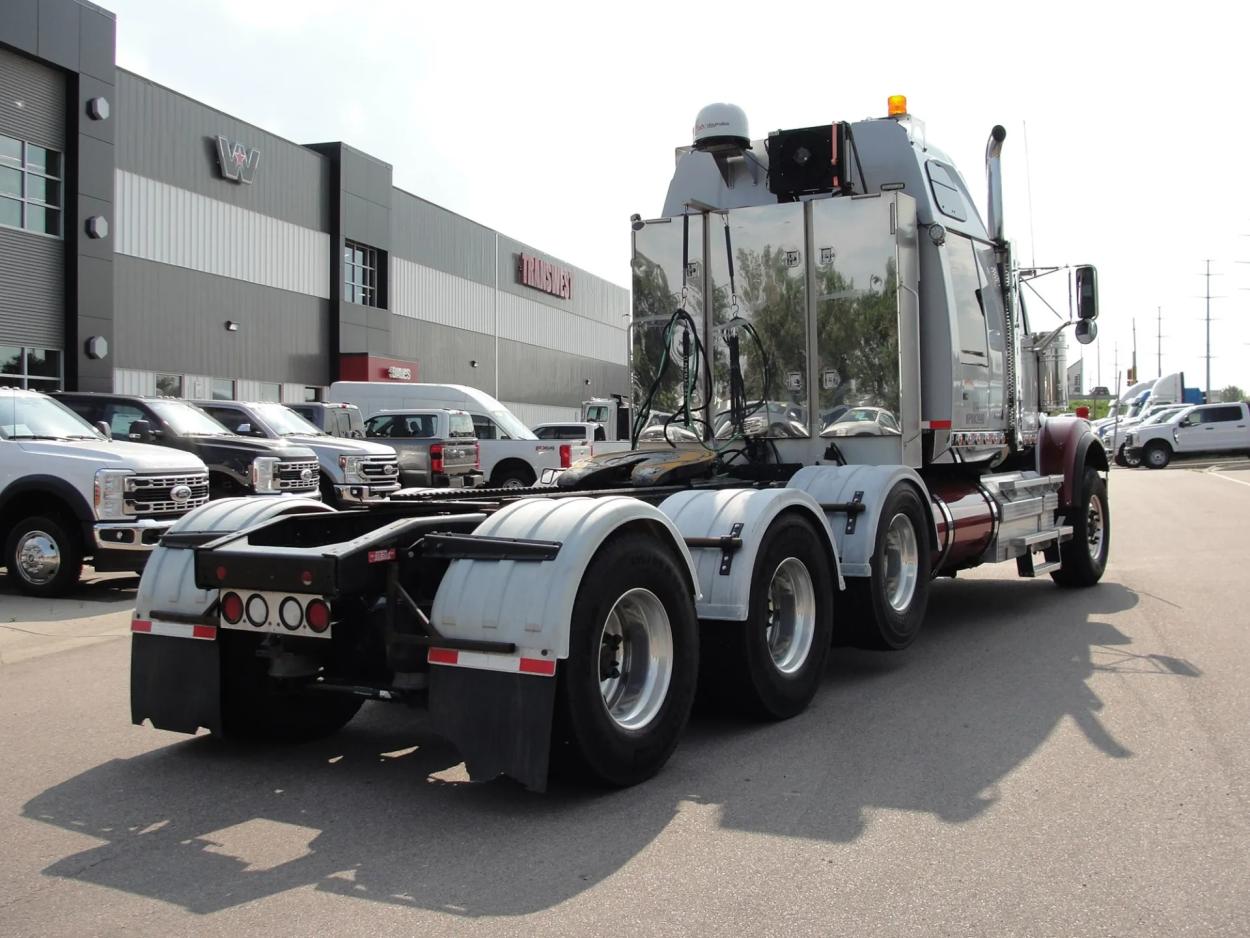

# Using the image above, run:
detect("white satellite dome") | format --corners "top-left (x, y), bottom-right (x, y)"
top-left (692, 103), bottom-right (749, 149)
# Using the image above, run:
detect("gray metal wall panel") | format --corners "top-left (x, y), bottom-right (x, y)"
top-left (114, 255), bottom-right (331, 384)
top-left (0, 46), bottom-right (66, 148)
top-left (1, 1), bottom-right (40, 55)
top-left (498, 338), bottom-right (628, 408)
top-left (114, 70), bottom-right (331, 232)
top-left (390, 189), bottom-right (496, 286)
top-left (390, 315), bottom-right (496, 387)
top-left (0, 226), bottom-right (63, 347)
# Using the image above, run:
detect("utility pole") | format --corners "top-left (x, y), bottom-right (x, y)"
top-left (1131, 318), bottom-right (1137, 382)
top-left (1204, 259), bottom-right (1212, 402)
top-left (1157, 305), bottom-right (1162, 376)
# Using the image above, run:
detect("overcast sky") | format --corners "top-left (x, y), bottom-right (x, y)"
top-left (106, 0), bottom-right (1250, 395)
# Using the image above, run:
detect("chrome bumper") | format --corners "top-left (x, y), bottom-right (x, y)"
top-left (93, 518), bottom-right (176, 552)
top-left (334, 482), bottom-right (401, 506)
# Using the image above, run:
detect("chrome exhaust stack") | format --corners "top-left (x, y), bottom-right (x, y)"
top-left (985, 125), bottom-right (1006, 243)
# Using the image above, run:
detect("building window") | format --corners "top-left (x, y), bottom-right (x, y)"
top-left (0, 346), bottom-right (63, 390)
top-left (258, 382), bottom-right (281, 402)
top-left (0, 135), bottom-right (63, 237)
top-left (344, 240), bottom-right (378, 306)
top-left (155, 373), bottom-right (184, 397)
top-left (211, 378), bottom-right (235, 400)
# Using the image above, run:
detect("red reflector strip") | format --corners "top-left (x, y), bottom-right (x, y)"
top-left (368, 548), bottom-right (397, 564)
top-left (427, 647), bottom-right (556, 677)
top-left (131, 618), bottom-right (217, 641)
top-left (921, 419), bottom-right (952, 430)
top-left (519, 657), bottom-right (557, 676)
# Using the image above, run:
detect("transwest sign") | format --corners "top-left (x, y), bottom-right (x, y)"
top-left (517, 253), bottom-right (573, 300)
top-left (215, 135), bottom-right (260, 184)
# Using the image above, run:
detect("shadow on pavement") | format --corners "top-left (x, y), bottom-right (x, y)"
top-left (0, 571), bottom-right (139, 625)
top-left (22, 577), bottom-right (1186, 917)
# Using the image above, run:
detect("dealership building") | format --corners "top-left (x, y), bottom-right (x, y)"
top-left (0, 0), bottom-right (629, 425)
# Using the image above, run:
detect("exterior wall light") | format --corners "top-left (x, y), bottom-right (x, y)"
top-left (225, 321), bottom-right (240, 332)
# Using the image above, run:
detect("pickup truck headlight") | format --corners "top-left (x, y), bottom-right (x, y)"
top-left (1124, 432), bottom-right (1135, 446)
top-left (250, 457), bottom-right (280, 493)
top-left (338, 454), bottom-right (366, 482)
top-left (94, 469), bottom-right (134, 520)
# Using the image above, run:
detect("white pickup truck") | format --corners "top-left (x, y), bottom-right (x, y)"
top-left (329, 382), bottom-right (589, 488)
top-left (1, 388), bottom-right (210, 595)
top-left (1123, 402), bottom-right (1250, 469)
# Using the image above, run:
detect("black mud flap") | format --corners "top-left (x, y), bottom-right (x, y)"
top-left (130, 634), bottom-right (222, 736)
top-left (429, 665), bottom-right (557, 792)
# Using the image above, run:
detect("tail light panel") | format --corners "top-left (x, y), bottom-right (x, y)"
top-left (474, 441), bottom-right (481, 469)
top-left (559, 443), bottom-right (572, 468)
top-left (219, 589), bottom-right (333, 638)
top-left (430, 442), bottom-right (444, 474)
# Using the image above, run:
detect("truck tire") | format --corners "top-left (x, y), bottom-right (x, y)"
top-left (219, 631), bottom-right (363, 742)
top-left (699, 515), bottom-right (833, 719)
top-left (1143, 441), bottom-right (1171, 469)
top-left (492, 464), bottom-right (536, 488)
top-left (845, 484), bottom-right (931, 650)
top-left (1051, 467), bottom-right (1109, 588)
top-left (552, 532), bottom-right (699, 787)
top-left (5, 514), bottom-right (83, 598)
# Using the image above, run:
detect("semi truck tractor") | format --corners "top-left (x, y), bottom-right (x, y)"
top-left (128, 96), bottom-right (1108, 791)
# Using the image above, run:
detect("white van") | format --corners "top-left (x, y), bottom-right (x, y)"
top-left (328, 383), bottom-right (589, 488)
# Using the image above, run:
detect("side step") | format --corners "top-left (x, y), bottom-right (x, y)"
top-left (1013, 526), bottom-right (1073, 578)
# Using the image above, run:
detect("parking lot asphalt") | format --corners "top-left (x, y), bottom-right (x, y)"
top-left (1, 465), bottom-right (1248, 936)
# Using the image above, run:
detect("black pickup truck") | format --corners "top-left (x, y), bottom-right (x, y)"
top-left (56, 393), bottom-right (321, 500)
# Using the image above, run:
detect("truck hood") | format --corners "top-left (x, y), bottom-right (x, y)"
top-left (281, 435), bottom-right (396, 458)
top-left (185, 436), bottom-right (317, 461)
top-left (16, 438), bottom-right (207, 472)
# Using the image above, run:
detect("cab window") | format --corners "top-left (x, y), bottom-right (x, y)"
top-left (926, 161), bottom-right (968, 222)
top-left (585, 405), bottom-right (609, 422)
top-left (448, 413), bottom-right (476, 439)
top-left (471, 414), bottom-right (499, 440)
top-left (946, 235), bottom-right (988, 362)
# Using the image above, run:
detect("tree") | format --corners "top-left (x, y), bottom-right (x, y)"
top-left (1217, 385), bottom-right (1246, 403)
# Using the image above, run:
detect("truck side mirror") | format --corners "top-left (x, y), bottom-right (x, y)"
top-left (128, 419), bottom-right (152, 443)
top-left (94, 420), bottom-right (110, 438)
top-left (1074, 319), bottom-right (1097, 345)
top-left (236, 422), bottom-right (253, 435)
top-left (1075, 265), bottom-right (1098, 320)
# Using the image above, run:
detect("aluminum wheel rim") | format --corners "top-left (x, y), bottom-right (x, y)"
top-left (883, 513), bottom-right (919, 613)
top-left (1086, 493), bottom-right (1105, 561)
top-left (765, 557), bottom-right (817, 674)
top-left (500, 478), bottom-right (527, 489)
top-left (598, 587), bottom-right (673, 731)
top-left (16, 531), bottom-right (61, 586)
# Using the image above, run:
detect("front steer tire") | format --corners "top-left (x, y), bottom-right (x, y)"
top-left (1051, 467), bottom-right (1110, 588)
top-left (5, 514), bottom-right (83, 598)
top-left (552, 532), bottom-right (699, 787)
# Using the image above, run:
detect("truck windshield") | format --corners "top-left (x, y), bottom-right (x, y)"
top-left (1140, 408), bottom-right (1184, 426)
top-left (0, 394), bottom-right (102, 440)
top-left (252, 403), bottom-right (326, 436)
top-left (147, 400), bottom-right (231, 436)
top-left (490, 409), bottom-right (537, 441)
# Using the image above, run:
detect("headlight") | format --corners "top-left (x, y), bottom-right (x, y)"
top-left (1124, 433), bottom-right (1135, 446)
top-left (250, 457), bottom-right (280, 493)
top-left (338, 454), bottom-right (366, 481)
top-left (94, 469), bottom-right (134, 520)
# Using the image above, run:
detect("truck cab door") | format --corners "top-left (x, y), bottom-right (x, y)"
top-left (1172, 408), bottom-right (1210, 452)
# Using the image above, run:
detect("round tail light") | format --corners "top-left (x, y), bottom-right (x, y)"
top-left (220, 591), bottom-right (244, 624)
top-left (245, 594), bottom-right (269, 627)
top-left (306, 598), bottom-right (331, 634)
top-left (279, 597), bottom-right (303, 631)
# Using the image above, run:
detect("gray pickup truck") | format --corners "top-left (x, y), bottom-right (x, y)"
top-left (362, 409), bottom-right (483, 488)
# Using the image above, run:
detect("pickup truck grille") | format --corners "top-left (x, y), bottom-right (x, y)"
top-left (277, 460), bottom-right (320, 492)
top-left (361, 457), bottom-right (401, 485)
top-left (126, 471), bottom-right (211, 517)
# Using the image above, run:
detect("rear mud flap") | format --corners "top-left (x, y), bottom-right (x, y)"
top-left (130, 634), bottom-right (222, 736)
top-left (429, 665), bottom-right (556, 792)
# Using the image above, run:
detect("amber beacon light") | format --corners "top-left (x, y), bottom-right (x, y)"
top-left (887, 94), bottom-right (908, 117)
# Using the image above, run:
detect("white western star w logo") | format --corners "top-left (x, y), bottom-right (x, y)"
top-left (215, 135), bottom-right (260, 184)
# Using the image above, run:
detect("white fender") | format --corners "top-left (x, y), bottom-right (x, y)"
top-left (787, 465), bottom-right (930, 579)
top-left (431, 495), bottom-right (700, 660)
top-left (658, 487), bottom-right (842, 621)
top-left (135, 496), bottom-right (332, 625)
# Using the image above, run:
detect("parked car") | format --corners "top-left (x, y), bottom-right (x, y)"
top-left (1, 388), bottom-right (210, 596)
top-left (287, 401), bottom-right (366, 439)
top-left (55, 393), bottom-right (320, 500)
top-left (1098, 403), bottom-right (1187, 467)
top-left (194, 400), bottom-right (401, 507)
top-left (1123, 402), bottom-right (1250, 469)
top-left (532, 421), bottom-right (635, 456)
top-left (329, 383), bottom-right (589, 488)
top-left (363, 409), bottom-right (484, 488)
top-left (820, 406), bottom-right (902, 437)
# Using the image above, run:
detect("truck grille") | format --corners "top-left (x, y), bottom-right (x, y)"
top-left (361, 456), bottom-right (401, 486)
top-left (126, 471), bottom-right (211, 517)
top-left (277, 460), bottom-right (320, 492)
